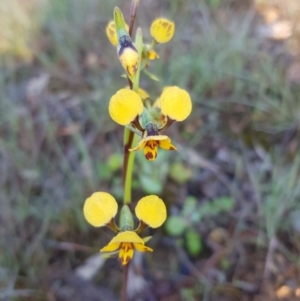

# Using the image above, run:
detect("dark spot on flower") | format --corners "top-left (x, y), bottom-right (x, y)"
top-left (146, 142), bottom-right (155, 150)
top-left (145, 152), bottom-right (154, 160)
top-left (145, 123), bottom-right (159, 136)
top-left (118, 36), bottom-right (137, 56)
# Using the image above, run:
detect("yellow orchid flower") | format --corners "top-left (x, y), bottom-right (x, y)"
top-left (83, 193), bottom-right (167, 265)
top-left (150, 18), bottom-right (175, 44)
top-left (100, 231), bottom-right (153, 265)
top-left (130, 133), bottom-right (177, 161)
top-left (118, 38), bottom-right (139, 77)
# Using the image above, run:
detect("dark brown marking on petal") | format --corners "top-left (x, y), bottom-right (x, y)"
top-left (127, 63), bottom-right (138, 76)
top-left (146, 141), bottom-right (154, 150)
top-left (124, 243), bottom-right (128, 252)
top-left (145, 152), bottom-right (154, 160)
top-left (169, 146), bottom-right (177, 150)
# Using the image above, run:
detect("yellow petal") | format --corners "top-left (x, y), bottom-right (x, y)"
top-left (147, 49), bottom-right (160, 60)
top-left (160, 86), bottom-right (192, 121)
top-left (135, 195), bottom-right (167, 228)
top-left (137, 88), bottom-right (150, 100)
top-left (106, 20), bottom-right (129, 46)
top-left (134, 243), bottom-right (153, 252)
top-left (159, 139), bottom-right (177, 150)
top-left (100, 242), bottom-right (120, 252)
top-left (129, 139), bottom-right (147, 152)
top-left (109, 89), bottom-right (144, 125)
top-left (125, 87), bottom-right (149, 100)
top-left (144, 140), bottom-right (158, 161)
top-left (83, 192), bottom-right (118, 227)
top-left (152, 97), bottom-right (161, 109)
top-left (110, 231), bottom-right (145, 244)
top-left (119, 242), bottom-right (134, 265)
top-left (119, 46), bottom-right (139, 77)
top-left (106, 21), bottom-right (118, 46)
top-left (150, 18), bottom-right (175, 44)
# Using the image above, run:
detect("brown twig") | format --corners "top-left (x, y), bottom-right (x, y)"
top-left (129, 0), bottom-right (139, 37)
top-left (121, 263), bottom-right (130, 301)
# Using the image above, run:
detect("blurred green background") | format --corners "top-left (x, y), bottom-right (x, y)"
top-left (1, 0), bottom-right (300, 300)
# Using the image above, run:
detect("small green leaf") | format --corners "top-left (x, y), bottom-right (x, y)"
top-left (169, 162), bottom-right (192, 184)
top-left (185, 229), bottom-right (203, 256)
top-left (220, 257), bottom-right (230, 270)
top-left (107, 153), bottom-right (123, 172)
top-left (97, 162), bottom-right (112, 180)
top-left (140, 175), bottom-right (163, 194)
top-left (212, 197), bottom-right (234, 212)
top-left (143, 69), bottom-right (159, 81)
top-left (165, 216), bottom-right (187, 236)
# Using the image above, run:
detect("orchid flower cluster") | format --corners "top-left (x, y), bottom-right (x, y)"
top-left (107, 11), bottom-right (192, 161)
top-left (84, 192), bottom-right (166, 265)
top-left (82, 1), bottom-right (192, 275)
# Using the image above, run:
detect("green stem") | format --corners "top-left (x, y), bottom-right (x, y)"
top-left (122, 19), bottom-right (143, 206)
top-left (149, 39), bottom-right (157, 50)
top-left (123, 130), bottom-right (136, 204)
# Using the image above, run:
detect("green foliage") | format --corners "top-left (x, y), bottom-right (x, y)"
top-left (185, 229), bottom-right (203, 256)
top-left (169, 162), bottom-right (193, 184)
top-left (165, 196), bottom-right (234, 256)
top-left (99, 153), bottom-right (123, 181)
top-left (136, 151), bottom-right (169, 194)
top-left (165, 216), bottom-right (187, 236)
top-left (205, 0), bottom-right (222, 9)
top-left (107, 153), bottom-right (123, 172)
